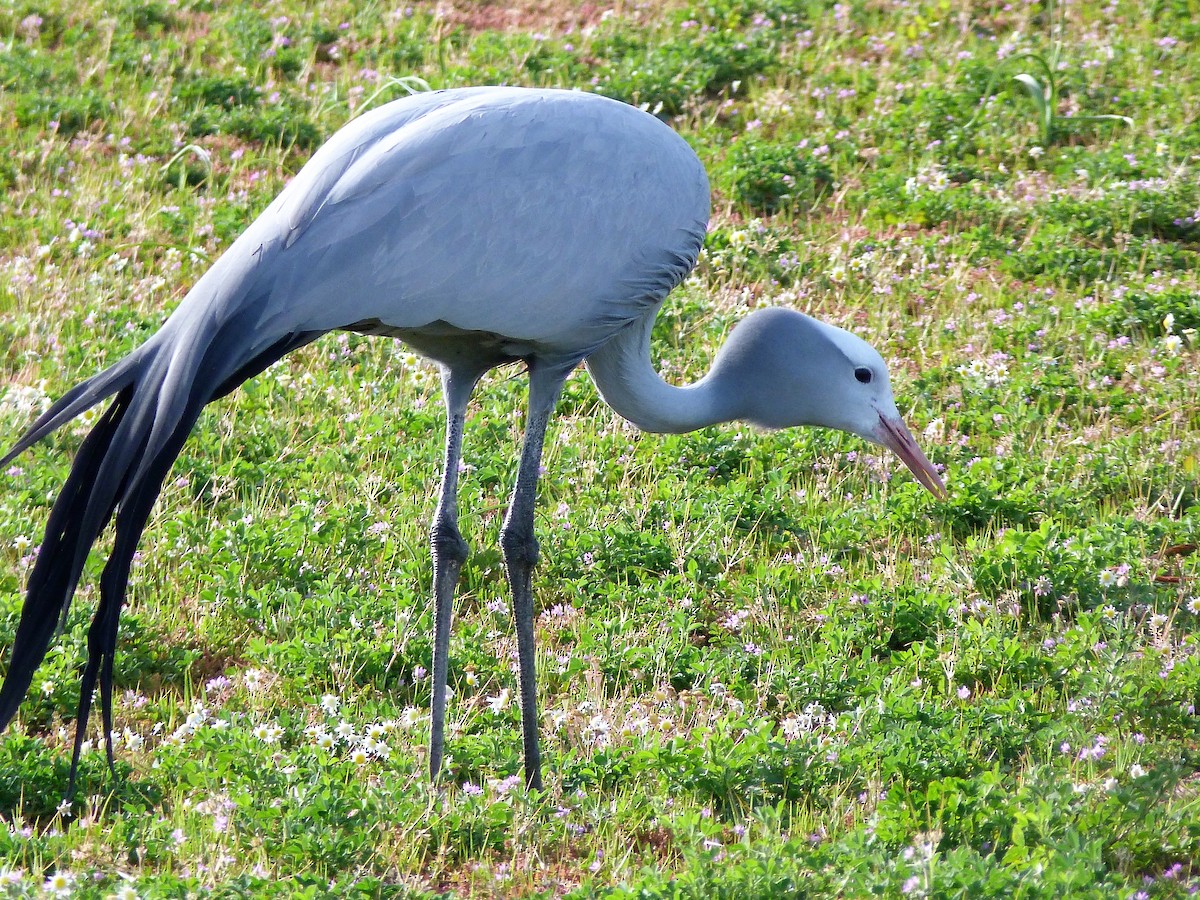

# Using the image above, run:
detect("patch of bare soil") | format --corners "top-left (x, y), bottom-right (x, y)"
top-left (431, 0), bottom-right (608, 33)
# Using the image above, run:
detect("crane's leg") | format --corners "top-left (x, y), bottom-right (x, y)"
top-left (429, 364), bottom-right (484, 783)
top-left (501, 363), bottom-right (569, 791)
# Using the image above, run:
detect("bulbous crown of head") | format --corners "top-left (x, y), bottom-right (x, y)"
top-left (708, 307), bottom-right (899, 442)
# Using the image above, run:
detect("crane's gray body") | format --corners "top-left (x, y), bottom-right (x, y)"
top-left (167, 87), bottom-right (708, 366)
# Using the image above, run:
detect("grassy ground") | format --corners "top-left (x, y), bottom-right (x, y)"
top-left (0, 0), bottom-right (1198, 896)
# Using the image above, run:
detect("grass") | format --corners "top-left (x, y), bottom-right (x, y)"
top-left (0, 0), bottom-right (1198, 896)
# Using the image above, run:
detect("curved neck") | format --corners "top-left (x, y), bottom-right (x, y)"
top-left (584, 316), bottom-right (734, 434)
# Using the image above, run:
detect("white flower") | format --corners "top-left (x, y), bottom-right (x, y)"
top-left (43, 871), bottom-right (74, 896)
top-left (1163, 334), bottom-right (1183, 354)
top-left (252, 722), bottom-right (282, 743)
top-left (243, 668), bottom-right (265, 692)
top-left (1099, 570), bottom-right (1118, 588)
top-left (487, 689), bottom-right (512, 713)
top-left (365, 737), bottom-right (390, 758)
top-left (320, 694), bottom-right (339, 715)
top-left (1129, 764), bottom-right (1147, 778)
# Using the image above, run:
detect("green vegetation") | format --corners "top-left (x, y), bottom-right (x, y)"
top-left (0, 0), bottom-right (1198, 896)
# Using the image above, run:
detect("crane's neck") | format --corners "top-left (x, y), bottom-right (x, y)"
top-left (584, 316), bottom-right (735, 433)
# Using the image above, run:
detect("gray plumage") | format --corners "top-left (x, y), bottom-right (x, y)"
top-left (0, 86), bottom-right (944, 793)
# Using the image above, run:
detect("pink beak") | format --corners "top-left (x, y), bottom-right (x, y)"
top-left (877, 414), bottom-right (947, 499)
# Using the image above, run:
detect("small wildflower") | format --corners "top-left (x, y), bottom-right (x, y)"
top-left (252, 722), bottom-right (282, 743)
top-left (320, 694), bottom-right (339, 715)
top-left (487, 689), bottom-right (512, 713)
top-left (492, 774), bottom-right (522, 796)
top-left (0, 869), bottom-right (23, 887)
top-left (1130, 764), bottom-right (1147, 778)
top-left (957, 685), bottom-right (971, 700)
top-left (43, 871), bottom-right (74, 896)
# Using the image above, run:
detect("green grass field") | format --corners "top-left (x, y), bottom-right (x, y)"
top-left (0, 0), bottom-right (1198, 896)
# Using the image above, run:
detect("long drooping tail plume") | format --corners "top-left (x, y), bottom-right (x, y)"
top-left (0, 302), bottom-right (321, 790)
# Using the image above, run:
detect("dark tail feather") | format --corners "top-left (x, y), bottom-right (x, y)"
top-left (69, 394), bottom-right (206, 793)
top-left (0, 306), bottom-right (323, 791)
top-left (0, 390), bottom-right (134, 733)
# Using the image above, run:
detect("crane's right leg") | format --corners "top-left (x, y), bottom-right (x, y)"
top-left (428, 364), bottom-right (483, 783)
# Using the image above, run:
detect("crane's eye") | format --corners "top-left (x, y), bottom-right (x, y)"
top-left (854, 366), bottom-right (873, 384)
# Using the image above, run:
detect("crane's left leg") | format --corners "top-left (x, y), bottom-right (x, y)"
top-left (429, 363), bottom-right (486, 783)
top-left (501, 362), bottom-right (569, 791)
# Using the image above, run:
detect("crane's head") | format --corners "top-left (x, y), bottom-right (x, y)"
top-left (711, 307), bottom-right (947, 499)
